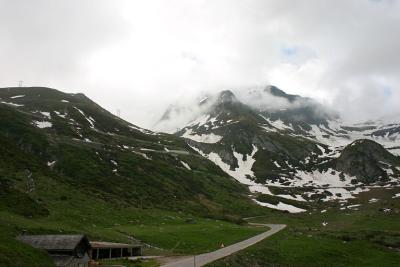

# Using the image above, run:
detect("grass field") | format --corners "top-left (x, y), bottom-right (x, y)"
top-left (116, 219), bottom-right (267, 254)
top-left (207, 187), bottom-right (400, 267)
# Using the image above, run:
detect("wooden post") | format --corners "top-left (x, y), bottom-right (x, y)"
top-left (96, 249), bottom-right (99, 259)
top-left (120, 248), bottom-right (123, 258)
top-left (130, 247), bottom-right (133, 257)
top-left (109, 248), bottom-right (112, 259)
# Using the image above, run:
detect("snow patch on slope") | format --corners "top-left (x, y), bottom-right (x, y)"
top-left (10, 95), bottom-right (25, 99)
top-left (34, 121), bottom-right (52, 129)
top-left (190, 144), bottom-right (273, 196)
top-left (1, 101), bottom-right (24, 107)
top-left (54, 111), bottom-right (67, 118)
top-left (259, 114), bottom-right (293, 131)
top-left (253, 200), bottom-right (306, 213)
top-left (74, 107), bottom-right (95, 128)
top-left (181, 129), bottom-right (223, 143)
top-left (129, 125), bottom-right (157, 135)
top-left (180, 161), bottom-right (191, 170)
top-left (187, 114), bottom-right (211, 128)
top-left (295, 168), bottom-right (357, 187)
top-left (40, 111), bottom-right (51, 119)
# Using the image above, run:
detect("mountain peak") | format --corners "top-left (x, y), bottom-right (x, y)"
top-left (264, 85), bottom-right (299, 102)
top-left (217, 90), bottom-right (237, 104)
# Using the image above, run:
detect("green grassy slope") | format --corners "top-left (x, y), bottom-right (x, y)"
top-left (0, 227), bottom-right (55, 267)
top-left (0, 87), bottom-right (265, 217)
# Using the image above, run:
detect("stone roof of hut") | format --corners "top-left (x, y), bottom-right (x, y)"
top-left (17, 234), bottom-right (89, 251)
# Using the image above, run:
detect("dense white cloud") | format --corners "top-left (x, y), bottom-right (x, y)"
top-left (0, 0), bottom-right (399, 127)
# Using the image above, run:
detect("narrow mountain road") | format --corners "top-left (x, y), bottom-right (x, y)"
top-left (161, 223), bottom-right (286, 267)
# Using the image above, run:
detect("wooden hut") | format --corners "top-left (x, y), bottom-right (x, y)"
top-left (17, 234), bottom-right (91, 267)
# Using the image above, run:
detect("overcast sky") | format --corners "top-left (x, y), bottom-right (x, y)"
top-left (1, 0), bottom-right (399, 128)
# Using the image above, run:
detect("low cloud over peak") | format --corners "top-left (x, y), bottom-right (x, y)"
top-left (0, 0), bottom-right (399, 128)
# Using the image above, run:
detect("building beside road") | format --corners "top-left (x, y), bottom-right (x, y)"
top-left (16, 234), bottom-right (142, 267)
top-left (17, 234), bottom-right (91, 267)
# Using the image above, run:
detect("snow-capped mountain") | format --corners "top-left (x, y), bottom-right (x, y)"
top-left (156, 85), bottom-right (400, 210)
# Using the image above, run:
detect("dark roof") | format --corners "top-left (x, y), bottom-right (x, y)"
top-left (17, 235), bottom-right (89, 251)
top-left (90, 241), bottom-right (140, 249)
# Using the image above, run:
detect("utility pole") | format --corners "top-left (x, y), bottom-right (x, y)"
top-left (193, 255), bottom-right (196, 267)
top-left (18, 80), bottom-right (23, 87)
top-left (116, 109), bottom-right (121, 118)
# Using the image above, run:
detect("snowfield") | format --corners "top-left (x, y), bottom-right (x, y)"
top-left (190, 140), bottom-right (399, 204)
top-left (304, 120), bottom-right (400, 156)
top-left (189, 144), bottom-right (311, 208)
top-left (189, 141), bottom-right (395, 204)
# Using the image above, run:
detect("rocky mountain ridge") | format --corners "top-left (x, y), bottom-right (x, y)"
top-left (156, 85), bottom-right (400, 211)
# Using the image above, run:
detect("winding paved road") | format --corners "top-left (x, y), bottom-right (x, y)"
top-left (161, 223), bottom-right (286, 267)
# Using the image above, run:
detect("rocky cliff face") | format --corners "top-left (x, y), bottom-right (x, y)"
top-left (335, 139), bottom-right (400, 183)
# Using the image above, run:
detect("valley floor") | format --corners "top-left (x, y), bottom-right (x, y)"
top-left (0, 207), bottom-right (266, 267)
top-left (95, 187), bottom-right (400, 267)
